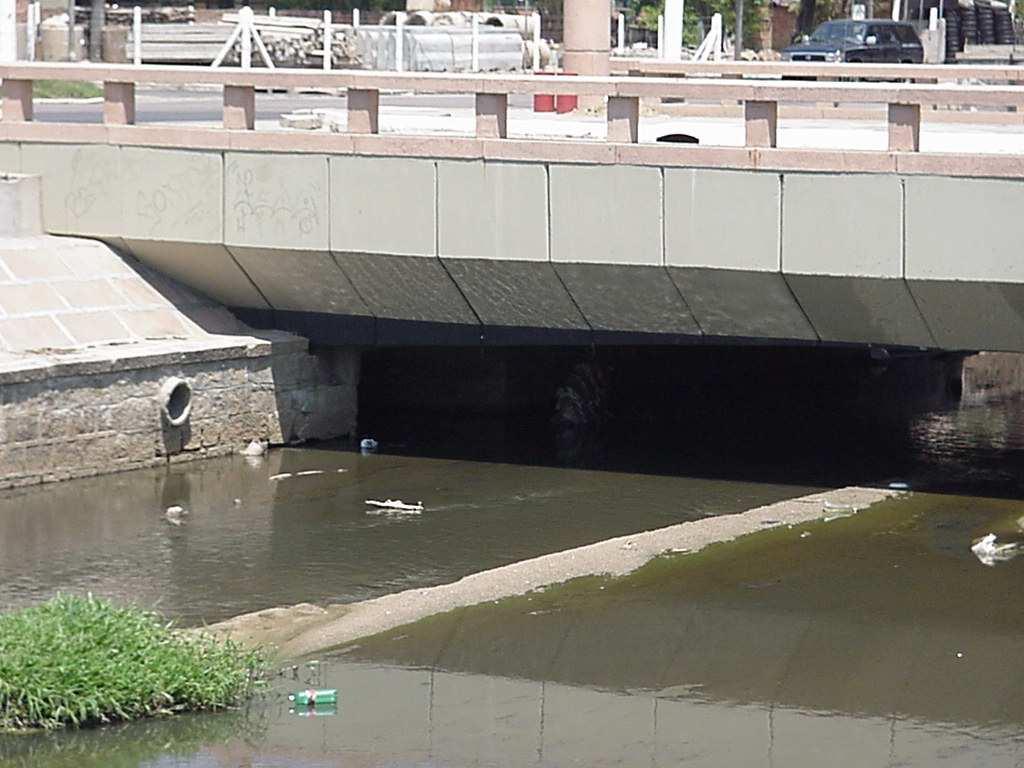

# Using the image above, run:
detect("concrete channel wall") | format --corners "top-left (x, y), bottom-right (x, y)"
top-left (2, 142), bottom-right (1022, 351)
top-left (0, 173), bottom-right (359, 490)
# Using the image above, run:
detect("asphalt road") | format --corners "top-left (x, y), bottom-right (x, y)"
top-left (33, 89), bottom-right (534, 124)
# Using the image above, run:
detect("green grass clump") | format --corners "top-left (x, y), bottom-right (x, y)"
top-left (0, 595), bottom-right (266, 731)
top-left (33, 80), bottom-right (102, 99)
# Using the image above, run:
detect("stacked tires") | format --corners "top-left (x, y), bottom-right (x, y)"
top-left (944, 0), bottom-right (962, 60)
top-left (993, 4), bottom-right (1015, 43)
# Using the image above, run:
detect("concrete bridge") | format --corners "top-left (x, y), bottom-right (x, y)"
top-left (4, 63), bottom-right (1024, 352)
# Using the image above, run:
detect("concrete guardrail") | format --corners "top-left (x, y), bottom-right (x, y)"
top-left (3, 61), bottom-right (1024, 159)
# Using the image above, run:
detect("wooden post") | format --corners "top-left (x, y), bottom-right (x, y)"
top-left (323, 10), bottom-right (332, 71)
top-left (888, 103), bottom-right (921, 151)
top-left (103, 81), bottom-right (135, 125)
top-left (348, 88), bottom-right (379, 133)
top-left (475, 93), bottom-right (507, 138)
top-left (2, 79), bottom-right (33, 122)
top-left (607, 95), bottom-right (639, 143)
top-left (132, 6), bottom-right (141, 65)
top-left (744, 99), bottom-right (777, 147)
top-left (223, 84), bottom-right (255, 130)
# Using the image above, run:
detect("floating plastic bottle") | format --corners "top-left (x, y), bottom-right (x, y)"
top-left (289, 688), bottom-right (338, 706)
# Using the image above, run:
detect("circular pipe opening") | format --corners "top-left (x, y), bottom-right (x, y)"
top-left (160, 378), bottom-right (193, 427)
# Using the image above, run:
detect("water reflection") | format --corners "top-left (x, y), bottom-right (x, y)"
top-left (0, 449), bottom-right (813, 625)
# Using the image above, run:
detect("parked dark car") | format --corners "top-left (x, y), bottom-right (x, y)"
top-left (782, 20), bottom-right (925, 63)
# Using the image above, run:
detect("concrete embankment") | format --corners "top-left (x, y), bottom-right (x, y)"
top-left (205, 486), bottom-right (895, 658)
top-left (0, 174), bottom-right (357, 488)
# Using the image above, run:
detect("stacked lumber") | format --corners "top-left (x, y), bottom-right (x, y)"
top-left (219, 12), bottom-right (361, 67)
top-left (124, 23), bottom-right (232, 64)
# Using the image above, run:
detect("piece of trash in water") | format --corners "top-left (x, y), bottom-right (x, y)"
top-left (239, 440), bottom-right (267, 457)
top-left (970, 533), bottom-right (1020, 567)
top-left (337, 468), bottom-right (348, 473)
top-left (888, 481), bottom-right (910, 491)
top-left (822, 501), bottom-right (857, 522)
top-left (800, 531), bottom-right (812, 539)
top-left (165, 505), bottom-right (187, 517)
top-left (289, 688), bottom-right (338, 706)
top-left (956, 651), bottom-right (964, 659)
top-left (233, 498), bottom-right (242, 505)
top-left (269, 473), bottom-right (293, 482)
top-left (365, 499), bottom-right (424, 513)
top-left (296, 470), bottom-right (324, 477)
top-left (360, 438), bottom-right (379, 453)
top-left (290, 704), bottom-right (337, 717)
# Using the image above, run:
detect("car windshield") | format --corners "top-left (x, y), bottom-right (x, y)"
top-left (808, 20), bottom-right (867, 42)
top-left (809, 21), bottom-right (845, 42)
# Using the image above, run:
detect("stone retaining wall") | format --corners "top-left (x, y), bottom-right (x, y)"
top-left (0, 339), bottom-right (358, 489)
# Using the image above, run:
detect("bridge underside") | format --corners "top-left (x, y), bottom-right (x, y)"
top-left (3, 140), bottom-right (1024, 352)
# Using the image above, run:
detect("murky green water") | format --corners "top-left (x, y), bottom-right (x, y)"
top-left (0, 448), bottom-right (815, 625)
top-left (4, 396), bottom-right (1024, 766)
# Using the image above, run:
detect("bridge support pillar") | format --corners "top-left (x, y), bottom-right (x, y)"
top-left (2, 79), bottom-right (32, 122)
top-left (223, 85), bottom-right (255, 131)
top-left (475, 93), bottom-right (508, 138)
top-left (348, 88), bottom-right (380, 134)
top-left (103, 81), bottom-right (135, 125)
top-left (888, 103), bottom-right (921, 152)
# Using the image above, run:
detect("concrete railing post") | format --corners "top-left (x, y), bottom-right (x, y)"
top-left (223, 84), bottom-right (255, 130)
top-left (617, 12), bottom-right (625, 53)
top-left (352, 7), bottom-right (360, 28)
top-left (606, 95), bottom-right (639, 142)
top-left (348, 87), bottom-right (379, 133)
top-left (888, 102), bottom-right (921, 151)
top-left (103, 81), bottom-right (135, 124)
top-left (2, 79), bottom-right (33, 122)
top-left (475, 92), bottom-right (507, 138)
top-left (744, 99), bottom-right (777, 147)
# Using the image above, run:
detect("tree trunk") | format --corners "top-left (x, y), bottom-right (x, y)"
top-left (734, 0), bottom-right (744, 58)
top-left (89, 0), bottom-right (103, 61)
top-left (798, 0), bottom-right (816, 34)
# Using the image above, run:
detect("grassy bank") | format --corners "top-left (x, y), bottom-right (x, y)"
top-left (0, 595), bottom-right (266, 731)
top-left (33, 80), bottom-right (102, 100)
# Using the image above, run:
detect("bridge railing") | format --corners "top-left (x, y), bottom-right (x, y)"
top-left (609, 57), bottom-right (1024, 84)
top-left (3, 62), bottom-right (1024, 152)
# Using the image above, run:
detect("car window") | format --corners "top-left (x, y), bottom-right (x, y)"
top-left (895, 25), bottom-right (919, 43)
top-left (868, 25), bottom-right (898, 43)
top-left (849, 22), bottom-right (867, 42)
top-left (809, 22), bottom-right (842, 42)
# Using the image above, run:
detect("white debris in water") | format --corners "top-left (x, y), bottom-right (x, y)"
top-left (164, 505), bottom-right (188, 525)
top-left (365, 499), bottom-right (423, 514)
top-left (233, 498), bottom-right (242, 505)
top-left (337, 469), bottom-right (348, 473)
top-left (296, 470), bottom-right (324, 477)
top-left (971, 533), bottom-right (1020, 567)
top-left (822, 501), bottom-right (857, 522)
top-left (269, 473), bottom-right (293, 482)
top-left (800, 531), bottom-right (812, 539)
top-left (956, 652), bottom-right (964, 658)
top-left (360, 438), bottom-right (379, 453)
top-left (240, 440), bottom-right (268, 457)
